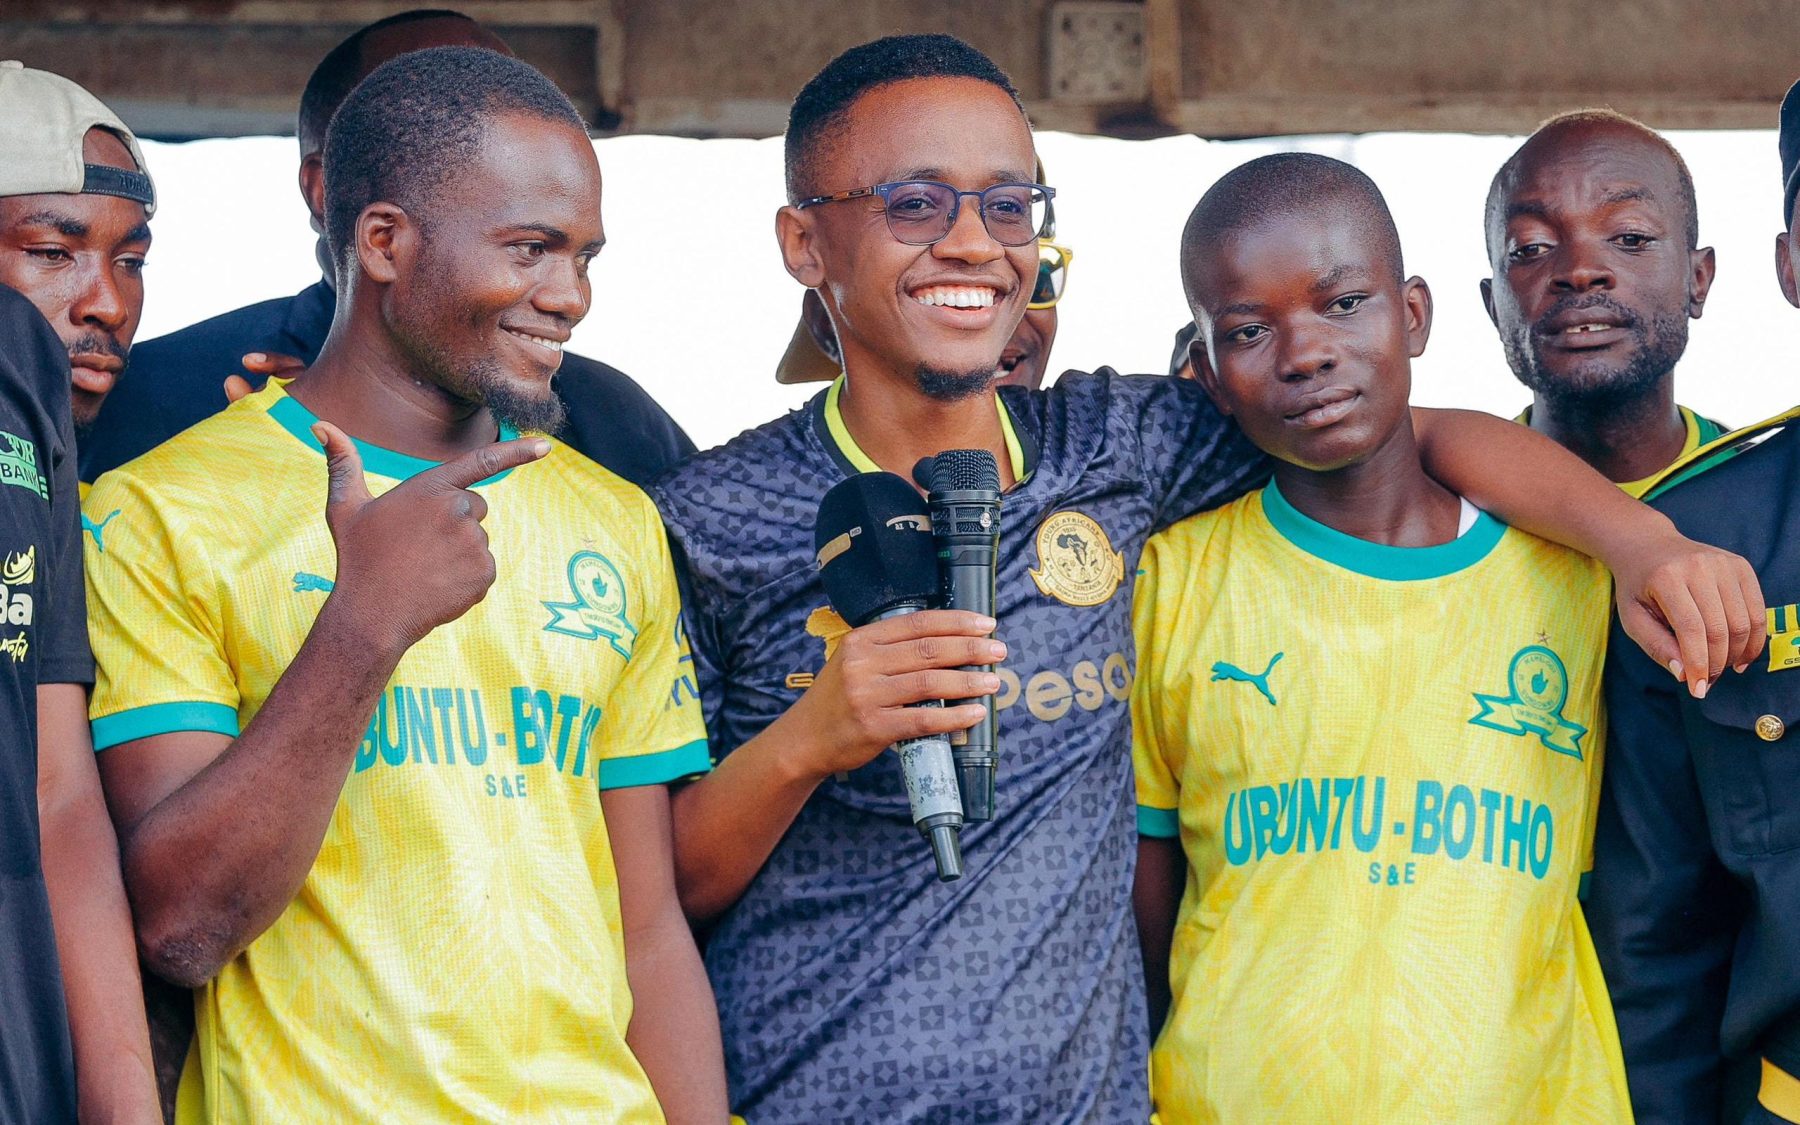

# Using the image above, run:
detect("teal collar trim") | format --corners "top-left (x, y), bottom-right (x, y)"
top-left (1261, 479), bottom-right (1505, 581)
top-left (268, 391), bottom-right (520, 486)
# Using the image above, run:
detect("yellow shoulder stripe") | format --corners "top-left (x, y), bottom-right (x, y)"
top-left (1641, 404), bottom-right (1800, 501)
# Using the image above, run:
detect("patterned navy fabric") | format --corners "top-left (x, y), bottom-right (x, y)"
top-left (652, 370), bottom-right (1267, 1123)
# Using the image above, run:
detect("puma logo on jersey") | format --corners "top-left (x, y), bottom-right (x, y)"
top-left (82, 508), bottom-right (121, 553)
top-left (292, 571), bottom-right (335, 593)
top-left (1212, 652), bottom-right (1284, 706)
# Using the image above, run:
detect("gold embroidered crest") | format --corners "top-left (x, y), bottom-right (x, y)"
top-left (805, 606), bottom-right (852, 660)
top-left (1029, 511), bottom-right (1124, 607)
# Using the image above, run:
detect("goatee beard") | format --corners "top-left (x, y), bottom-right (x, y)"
top-left (915, 365), bottom-right (995, 403)
top-left (1507, 295), bottom-right (1687, 415)
top-left (479, 373), bottom-right (567, 435)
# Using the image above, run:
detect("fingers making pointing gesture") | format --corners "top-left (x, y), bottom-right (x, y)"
top-left (310, 420), bottom-right (550, 654)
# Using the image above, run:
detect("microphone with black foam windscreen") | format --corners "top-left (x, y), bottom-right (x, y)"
top-left (912, 449), bottom-right (1002, 822)
top-left (814, 472), bottom-right (965, 881)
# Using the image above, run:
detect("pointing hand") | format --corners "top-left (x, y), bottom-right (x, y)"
top-left (311, 420), bottom-right (550, 654)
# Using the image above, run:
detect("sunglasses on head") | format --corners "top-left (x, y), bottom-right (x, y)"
top-left (1030, 241), bottom-right (1074, 310)
top-left (796, 179), bottom-right (1057, 248)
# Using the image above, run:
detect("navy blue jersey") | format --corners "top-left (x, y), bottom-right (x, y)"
top-left (651, 371), bottom-right (1266, 1123)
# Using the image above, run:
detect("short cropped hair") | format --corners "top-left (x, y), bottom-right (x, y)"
top-left (784, 34), bottom-right (1025, 203)
top-left (1484, 108), bottom-right (1700, 259)
top-left (1181, 152), bottom-right (1404, 304)
top-left (323, 46), bottom-right (586, 269)
top-left (298, 10), bottom-right (479, 155)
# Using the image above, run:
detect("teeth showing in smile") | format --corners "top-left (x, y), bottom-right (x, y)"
top-left (1562, 323), bottom-right (1615, 335)
top-left (914, 286), bottom-right (996, 308)
top-left (505, 328), bottom-right (563, 353)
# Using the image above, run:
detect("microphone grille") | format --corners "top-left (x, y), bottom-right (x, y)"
top-left (932, 448), bottom-right (999, 492)
top-left (813, 472), bottom-right (938, 625)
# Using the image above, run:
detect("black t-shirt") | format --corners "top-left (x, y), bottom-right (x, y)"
top-left (0, 282), bottom-right (87, 1124)
top-left (80, 280), bottom-right (697, 485)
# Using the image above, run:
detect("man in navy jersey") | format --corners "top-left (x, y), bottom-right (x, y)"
top-left (652, 35), bottom-right (1765, 1122)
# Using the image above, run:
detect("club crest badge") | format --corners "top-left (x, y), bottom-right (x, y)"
top-left (1029, 511), bottom-right (1124, 607)
top-left (543, 550), bottom-right (636, 659)
top-left (1469, 644), bottom-right (1588, 759)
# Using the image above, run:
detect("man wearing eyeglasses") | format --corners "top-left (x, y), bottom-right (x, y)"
top-left (778, 235), bottom-right (1069, 390)
top-left (777, 159), bottom-right (1066, 392)
top-left (651, 33), bottom-right (1767, 1124)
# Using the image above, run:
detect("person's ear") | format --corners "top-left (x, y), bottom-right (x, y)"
top-left (1777, 232), bottom-right (1800, 310)
top-left (298, 154), bottom-right (326, 225)
top-left (354, 203), bottom-right (409, 286)
top-left (776, 205), bottom-right (826, 288)
top-left (1688, 245), bottom-right (1717, 318)
top-left (1479, 277), bottom-right (1498, 329)
top-left (1403, 276), bottom-right (1434, 358)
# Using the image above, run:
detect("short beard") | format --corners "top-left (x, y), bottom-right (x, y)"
top-left (1505, 306), bottom-right (1688, 416)
top-left (393, 323), bottom-right (567, 437)
top-left (914, 365), bottom-right (995, 403)
top-left (473, 358), bottom-right (567, 435)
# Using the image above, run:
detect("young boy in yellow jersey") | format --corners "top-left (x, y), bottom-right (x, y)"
top-left (82, 49), bottom-right (727, 1122)
top-left (1133, 153), bottom-right (1634, 1122)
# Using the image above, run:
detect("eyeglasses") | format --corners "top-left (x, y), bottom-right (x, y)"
top-left (795, 180), bottom-right (1056, 248)
top-left (1030, 241), bottom-right (1074, 310)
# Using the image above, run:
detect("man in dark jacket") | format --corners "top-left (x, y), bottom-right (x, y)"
top-left (1586, 77), bottom-right (1800, 1125)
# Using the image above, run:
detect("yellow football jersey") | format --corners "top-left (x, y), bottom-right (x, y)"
top-left (1133, 482), bottom-right (1630, 1124)
top-left (84, 382), bottom-right (708, 1124)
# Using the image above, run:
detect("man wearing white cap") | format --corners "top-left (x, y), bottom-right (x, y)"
top-left (0, 61), bottom-right (158, 1124)
top-left (0, 60), bottom-right (154, 439)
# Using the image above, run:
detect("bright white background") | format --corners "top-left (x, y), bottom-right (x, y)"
top-left (134, 129), bottom-right (1796, 452)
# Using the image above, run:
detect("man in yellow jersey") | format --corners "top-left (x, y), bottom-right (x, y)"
top-left (84, 47), bottom-right (726, 1122)
top-left (1483, 110), bottom-right (1725, 497)
top-left (1133, 153), bottom-right (1635, 1122)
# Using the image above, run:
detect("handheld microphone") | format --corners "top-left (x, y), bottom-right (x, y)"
top-left (913, 450), bottom-right (1002, 822)
top-left (814, 472), bottom-right (965, 881)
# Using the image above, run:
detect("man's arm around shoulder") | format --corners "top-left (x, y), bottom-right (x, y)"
top-left (1412, 407), bottom-right (1765, 693)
